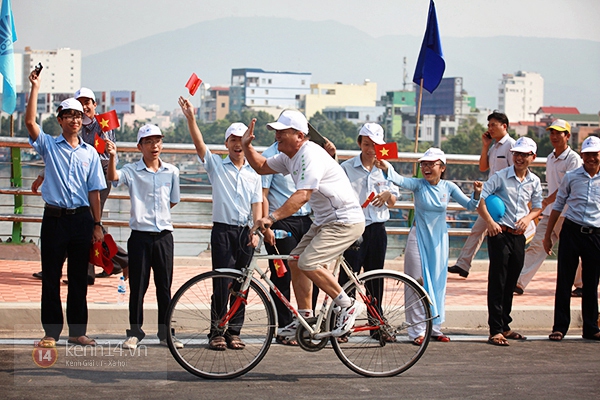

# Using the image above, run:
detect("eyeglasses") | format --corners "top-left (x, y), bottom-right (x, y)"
top-left (141, 138), bottom-right (163, 146)
top-left (61, 113), bottom-right (83, 121)
top-left (513, 152), bottom-right (533, 158)
top-left (419, 161), bottom-right (442, 168)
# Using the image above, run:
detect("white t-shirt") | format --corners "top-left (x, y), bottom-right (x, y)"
top-left (266, 141), bottom-right (364, 226)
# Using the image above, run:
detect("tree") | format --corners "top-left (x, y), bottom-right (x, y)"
top-left (41, 115), bottom-right (61, 137)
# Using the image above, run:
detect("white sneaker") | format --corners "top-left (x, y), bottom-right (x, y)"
top-left (331, 300), bottom-right (366, 337)
top-left (122, 336), bottom-right (139, 349)
top-left (277, 319), bottom-right (299, 340)
top-left (160, 337), bottom-right (184, 349)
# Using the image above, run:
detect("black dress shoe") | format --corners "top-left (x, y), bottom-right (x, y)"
top-left (448, 265), bottom-right (469, 278)
top-left (96, 268), bottom-right (123, 278)
top-left (32, 271), bottom-right (43, 280)
top-left (514, 286), bottom-right (524, 295)
top-left (571, 287), bottom-right (583, 297)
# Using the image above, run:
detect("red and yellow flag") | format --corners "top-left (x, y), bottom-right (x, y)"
top-left (95, 110), bottom-right (120, 132)
top-left (185, 72), bottom-right (202, 96)
top-left (273, 259), bottom-right (287, 278)
top-left (94, 133), bottom-right (106, 154)
top-left (375, 142), bottom-right (398, 160)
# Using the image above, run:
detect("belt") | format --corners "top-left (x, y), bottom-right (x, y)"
top-left (499, 225), bottom-right (523, 235)
top-left (564, 218), bottom-right (600, 235)
top-left (132, 230), bottom-right (171, 236)
top-left (44, 204), bottom-right (90, 216)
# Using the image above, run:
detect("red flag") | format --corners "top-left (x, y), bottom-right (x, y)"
top-left (89, 234), bottom-right (118, 274)
top-left (89, 241), bottom-right (105, 269)
top-left (95, 110), bottom-right (120, 132)
top-left (375, 142), bottom-right (398, 160)
top-left (94, 133), bottom-right (106, 154)
top-left (273, 259), bottom-right (288, 278)
top-left (361, 192), bottom-right (375, 208)
top-left (185, 73), bottom-right (202, 96)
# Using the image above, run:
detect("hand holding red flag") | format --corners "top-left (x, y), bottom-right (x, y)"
top-left (95, 110), bottom-right (120, 132)
top-left (375, 142), bottom-right (398, 160)
top-left (89, 234), bottom-right (118, 275)
top-left (185, 73), bottom-right (202, 96)
top-left (361, 192), bottom-right (375, 208)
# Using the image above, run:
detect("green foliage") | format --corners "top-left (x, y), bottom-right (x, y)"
top-left (309, 112), bottom-right (357, 150)
top-left (41, 115), bottom-right (61, 137)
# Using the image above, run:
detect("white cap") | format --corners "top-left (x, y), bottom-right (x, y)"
top-left (510, 137), bottom-right (537, 154)
top-left (74, 87), bottom-right (96, 102)
top-left (581, 136), bottom-right (600, 153)
top-left (546, 119), bottom-right (571, 134)
top-left (137, 124), bottom-right (163, 143)
top-left (225, 122), bottom-right (248, 140)
top-left (418, 147), bottom-right (446, 164)
top-left (267, 110), bottom-right (309, 135)
top-left (359, 123), bottom-right (385, 145)
top-left (58, 98), bottom-right (83, 114)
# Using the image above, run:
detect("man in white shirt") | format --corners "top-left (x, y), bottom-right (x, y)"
top-left (242, 110), bottom-right (366, 339)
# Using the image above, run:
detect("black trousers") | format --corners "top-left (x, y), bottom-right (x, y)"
top-left (486, 232), bottom-right (525, 336)
top-left (40, 208), bottom-right (94, 340)
top-left (126, 230), bottom-right (173, 341)
top-left (209, 223), bottom-right (253, 338)
top-left (264, 215), bottom-right (313, 328)
top-left (553, 219), bottom-right (600, 337)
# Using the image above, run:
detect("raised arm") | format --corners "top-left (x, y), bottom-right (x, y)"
top-left (25, 70), bottom-right (42, 141)
top-left (106, 140), bottom-right (119, 182)
top-left (178, 96), bottom-right (207, 161)
top-left (241, 118), bottom-right (277, 175)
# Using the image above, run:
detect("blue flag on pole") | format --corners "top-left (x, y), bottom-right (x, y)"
top-left (0, 0), bottom-right (17, 114)
top-left (412, 0), bottom-right (445, 94)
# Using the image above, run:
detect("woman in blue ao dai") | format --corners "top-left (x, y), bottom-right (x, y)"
top-left (378, 148), bottom-right (482, 344)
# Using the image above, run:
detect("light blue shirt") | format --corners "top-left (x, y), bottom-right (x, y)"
top-left (553, 166), bottom-right (600, 227)
top-left (114, 158), bottom-right (180, 232)
top-left (261, 142), bottom-right (311, 216)
top-left (482, 166), bottom-right (543, 229)
top-left (341, 155), bottom-right (399, 225)
top-left (200, 148), bottom-right (262, 226)
top-left (29, 126), bottom-right (106, 208)
top-left (488, 134), bottom-right (515, 177)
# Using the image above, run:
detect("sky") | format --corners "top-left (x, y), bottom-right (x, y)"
top-left (14, 0), bottom-right (600, 57)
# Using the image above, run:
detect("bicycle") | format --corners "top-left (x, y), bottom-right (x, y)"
top-left (166, 234), bottom-right (434, 379)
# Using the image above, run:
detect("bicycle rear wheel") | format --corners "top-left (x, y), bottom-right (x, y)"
top-left (166, 270), bottom-right (275, 379)
top-left (330, 271), bottom-right (432, 377)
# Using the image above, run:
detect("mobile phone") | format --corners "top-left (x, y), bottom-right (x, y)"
top-left (485, 132), bottom-right (492, 139)
top-left (34, 63), bottom-right (43, 77)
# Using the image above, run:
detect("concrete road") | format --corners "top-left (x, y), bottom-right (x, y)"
top-left (1, 334), bottom-right (598, 399)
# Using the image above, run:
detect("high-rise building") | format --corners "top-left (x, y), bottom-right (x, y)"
top-left (229, 68), bottom-right (311, 114)
top-left (498, 71), bottom-right (544, 123)
top-left (22, 47), bottom-right (82, 94)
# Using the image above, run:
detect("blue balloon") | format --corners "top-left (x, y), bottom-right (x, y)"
top-left (486, 194), bottom-right (506, 222)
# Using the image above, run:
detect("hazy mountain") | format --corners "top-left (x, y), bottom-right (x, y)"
top-left (83, 17), bottom-right (600, 114)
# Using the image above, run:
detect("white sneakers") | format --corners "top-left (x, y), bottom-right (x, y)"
top-left (277, 319), bottom-right (299, 340)
top-left (122, 336), bottom-right (184, 349)
top-left (123, 336), bottom-right (139, 349)
top-left (332, 300), bottom-right (366, 337)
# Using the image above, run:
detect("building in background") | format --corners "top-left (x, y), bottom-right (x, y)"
top-left (202, 86), bottom-right (230, 122)
top-left (21, 47), bottom-right (81, 94)
top-left (498, 71), bottom-right (544, 123)
top-left (303, 80), bottom-right (377, 118)
top-left (229, 68), bottom-right (311, 116)
top-left (322, 105), bottom-right (385, 126)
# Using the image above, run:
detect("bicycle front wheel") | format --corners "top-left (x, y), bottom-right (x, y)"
top-left (166, 270), bottom-right (275, 379)
top-left (330, 271), bottom-right (432, 377)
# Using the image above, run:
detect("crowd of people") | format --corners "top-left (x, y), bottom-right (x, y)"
top-left (24, 66), bottom-right (600, 350)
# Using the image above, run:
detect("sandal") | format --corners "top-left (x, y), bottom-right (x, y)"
top-left (208, 335), bottom-right (227, 351)
top-left (549, 331), bottom-right (564, 341)
top-left (67, 335), bottom-right (97, 346)
top-left (336, 334), bottom-right (349, 344)
top-left (432, 334), bottom-right (451, 342)
top-left (275, 335), bottom-right (298, 346)
top-left (412, 336), bottom-right (425, 346)
top-left (488, 334), bottom-right (509, 346)
top-left (225, 334), bottom-right (246, 350)
top-left (503, 330), bottom-right (526, 340)
top-left (38, 336), bottom-right (56, 348)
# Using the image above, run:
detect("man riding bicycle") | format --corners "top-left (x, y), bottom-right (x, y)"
top-left (241, 110), bottom-right (366, 338)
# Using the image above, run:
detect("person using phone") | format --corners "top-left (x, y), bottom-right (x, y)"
top-left (448, 111), bottom-right (516, 278)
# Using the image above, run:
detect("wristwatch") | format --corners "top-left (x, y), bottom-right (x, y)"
top-left (268, 213), bottom-right (277, 224)
top-left (94, 221), bottom-right (103, 227)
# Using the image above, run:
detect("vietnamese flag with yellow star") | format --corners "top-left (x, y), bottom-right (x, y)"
top-left (89, 241), bottom-right (105, 269)
top-left (93, 133), bottom-right (106, 154)
top-left (375, 142), bottom-right (398, 160)
top-left (95, 109), bottom-right (120, 132)
top-left (185, 72), bottom-right (202, 96)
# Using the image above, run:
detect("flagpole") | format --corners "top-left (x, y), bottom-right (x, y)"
top-left (412, 78), bottom-right (424, 176)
